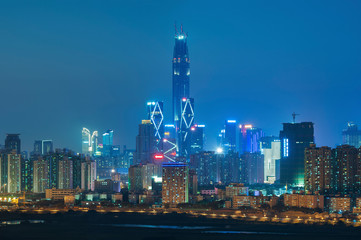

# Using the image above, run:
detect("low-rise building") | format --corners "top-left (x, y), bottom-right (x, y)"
top-left (328, 197), bottom-right (351, 213)
top-left (225, 183), bottom-right (248, 199)
top-left (45, 189), bottom-right (76, 200)
top-left (284, 194), bottom-right (324, 209)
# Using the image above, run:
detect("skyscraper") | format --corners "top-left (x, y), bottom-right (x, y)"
top-left (178, 97), bottom-right (195, 157)
top-left (173, 25), bottom-right (190, 132)
top-left (102, 129), bottom-right (114, 157)
top-left (342, 122), bottom-right (361, 148)
top-left (134, 120), bottom-right (156, 165)
top-left (189, 124), bottom-right (205, 155)
top-left (5, 134), bottom-right (21, 154)
top-left (260, 136), bottom-right (281, 184)
top-left (224, 120), bottom-right (237, 153)
top-left (147, 101), bottom-right (164, 141)
top-left (239, 125), bottom-right (263, 154)
top-left (279, 122), bottom-right (314, 186)
top-left (82, 128), bottom-right (98, 156)
top-left (172, 25), bottom-right (194, 159)
top-left (33, 140), bottom-right (53, 155)
top-left (7, 150), bottom-right (21, 193)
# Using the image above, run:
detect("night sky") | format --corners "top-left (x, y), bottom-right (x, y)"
top-left (1, 1), bottom-right (361, 152)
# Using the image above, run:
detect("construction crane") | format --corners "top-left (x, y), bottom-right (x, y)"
top-left (292, 112), bottom-right (300, 123)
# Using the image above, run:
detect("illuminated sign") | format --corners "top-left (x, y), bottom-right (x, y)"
top-left (283, 138), bottom-right (289, 157)
top-left (227, 120), bottom-right (236, 123)
top-left (154, 154), bottom-right (164, 159)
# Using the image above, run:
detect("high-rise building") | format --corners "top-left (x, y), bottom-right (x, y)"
top-left (102, 129), bottom-right (114, 157)
top-left (240, 152), bottom-right (264, 184)
top-left (7, 150), bottom-right (21, 193)
top-left (162, 162), bottom-right (189, 205)
top-left (304, 145), bottom-right (333, 194)
top-left (5, 134), bottom-right (21, 154)
top-left (33, 157), bottom-right (50, 193)
top-left (33, 140), bottom-right (53, 155)
top-left (82, 128), bottom-right (98, 156)
top-left (81, 160), bottom-right (96, 191)
top-left (333, 145), bottom-right (359, 195)
top-left (162, 124), bottom-right (177, 162)
top-left (342, 122), bottom-right (361, 148)
top-left (128, 164), bottom-right (143, 193)
top-left (279, 122), bottom-right (314, 186)
top-left (190, 151), bottom-right (218, 186)
top-left (21, 156), bottom-right (33, 192)
top-left (220, 152), bottom-right (241, 185)
top-left (141, 163), bottom-right (162, 190)
top-left (178, 97), bottom-right (195, 157)
top-left (239, 125), bottom-right (263, 154)
top-left (173, 25), bottom-right (190, 141)
top-left (260, 136), bottom-right (281, 184)
top-left (134, 120), bottom-right (157, 165)
top-left (147, 101), bottom-right (164, 142)
top-left (58, 157), bottom-right (73, 189)
top-left (223, 120), bottom-right (237, 153)
top-left (189, 124), bottom-right (204, 155)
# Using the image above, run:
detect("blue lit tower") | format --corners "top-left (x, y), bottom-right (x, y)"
top-left (179, 97), bottom-right (195, 157)
top-left (224, 120), bottom-right (237, 153)
top-left (173, 25), bottom-right (191, 157)
top-left (147, 101), bottom-right (164, 141)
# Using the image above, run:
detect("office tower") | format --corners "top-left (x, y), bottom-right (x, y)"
top-left (162, 124), bottom-right (177, 162)
top-left (134, 120), bottom-right (156, 165)
top-left (7, 150), bottom-right (21, 193)
top-left (128, 164), bottom-right (143, 193)
top-left (224, 120), bottom-right (237, 152)
top-left (33, 157), bottom-right (50, 193)
top-left (333, 145), bottom-right (359, 195)
top-left (5, 134), bottom-right (21, 154)
top-left (162, 162), bottom-right (189, 205)
top-left (240, 152), bottom-right (264, 184)
top-left (72, 154), bottom-right (83, 189)
top-left (342, 122), bottom-right (361, 148)
top-left (188, 169), bottom-right (198, 195)
top-left (260, 136), bottom-right (281, 184)
top-left (58, 157), bottom-right (73, 189)
top-left (189, 124), bottom-right (204, 155)
top-left (304, 145), bottom-right (333, 194)
top-left (177, 97), bottom-right (195, 157)
top-left (81, 160), bottom-right (96, 191)
top-left (189, 151), bottom-right (218, 186)
top-left (21, 157), bottom-right (33, 192)
top-left (147, 101), bottom-right (164, 142)
top-left (279, 122), bottom-right (314, 186)
top-left (173, 25), bottom-right (190, 143)
top-left (34, 140), bottom-right (53, 155)
top-left (0, 151), bottom-right (8, 192)
top-left (239, 125), bottom-right (263, 154)
top-left (82, 128), bottom-right (98, 156)
top-left (102, 129), bottom-right (114, 157)
top-left (120, 146), bottom-right (135, 169)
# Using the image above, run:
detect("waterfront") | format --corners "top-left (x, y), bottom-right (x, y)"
top-left (1, 210), bottom-right (361, 240)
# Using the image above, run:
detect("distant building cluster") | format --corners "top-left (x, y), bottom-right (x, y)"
top-left (2, 26), bottom-right (361, 216)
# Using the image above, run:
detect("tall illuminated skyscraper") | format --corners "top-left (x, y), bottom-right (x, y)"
top-left (102, 129), bottom-right (114, 157)
top-left (260, 136), bottom-right (281, 184)
top-left (34, 140), bottom-right (53, 155)
top-left (224, 120), bottom-right (237, 153)
top-left (239, 125), bottom-right (263, 154)
top-left (172, 25), bottom-right (194, 158)
top-left (147, 101), bottom-right (164, 141)
top-left (162, 162), bottom-right (189, 205)
top-left (134, 120), bottom-right (156, 165)
top-left (82, 128), bottom-right (98, 156)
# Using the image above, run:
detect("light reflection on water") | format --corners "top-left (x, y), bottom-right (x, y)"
top-left (1, 220), bottom-right (45, 225)
top-left (98, 224), bottom-right (212, 230)
top-left (203, 230), bottom-right (292, 235)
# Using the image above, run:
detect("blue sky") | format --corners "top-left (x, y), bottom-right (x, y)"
top-left (1, 1), bottom-right (361, 152)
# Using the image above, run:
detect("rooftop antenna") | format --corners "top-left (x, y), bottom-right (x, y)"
top-left (174, 21), bottom-right (178, 34)
top-left (292, 112), bottom-right (300, 123)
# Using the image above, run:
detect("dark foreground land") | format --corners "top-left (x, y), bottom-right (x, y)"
top-left (1, 211), bottom-right (361, 240)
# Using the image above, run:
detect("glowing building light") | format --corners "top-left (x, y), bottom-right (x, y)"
top-left (182, 98), bottom-right (187, 102)
top-left (154, 154), bottom-right (164, 159)
top-left (227, 120), bottom-right (236, 123)
top-left (191, 127), bottom-right (196, 131)
top-left (239, 124), bottom-right (242, 128)
top-left (216, 148), bottom-right (223, 154)
top-left (245, 124), bottom-right (253, 129)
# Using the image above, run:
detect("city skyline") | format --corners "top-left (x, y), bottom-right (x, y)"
top-left (1, 1), bottom-right (361, 152)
